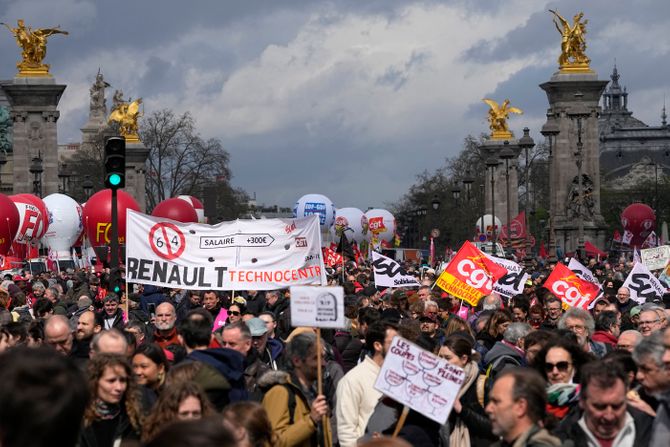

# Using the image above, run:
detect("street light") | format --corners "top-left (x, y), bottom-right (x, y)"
top-left (29, 153), bottom-right (44, 197)
top-left (431, 194), bottom-right (441, 211)
top-left (58, 163), bottom-right (72, 193)
top-left (451, 186), bottom-right (461, 201)
top-left (570, 92), bottom-right (590, 259)
top-left (82, 175), bottom-right (94, 200)
top-left (541, 117), bottom-right (559, 261)
top-left (518, 127), bottom-right (535, 264)
top-left (0, 150), bottom-right (7, 192)
top-left (500, 141), bottom-right (516, 250)
top-left (486, 156), bottom-right (500, 255)
top-left (462, 172), bottom-right (474, 202)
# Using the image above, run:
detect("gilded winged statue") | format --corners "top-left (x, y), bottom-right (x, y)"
top-left (108, 97), bottom-right (143, 142)
top-left (549, 10), bottom-right (590, 70)
top-left (482, 98), bottom-right (523, 138)
top-left (2, 19), bottom-right (68, 75)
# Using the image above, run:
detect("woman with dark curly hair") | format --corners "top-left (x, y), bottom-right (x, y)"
top-left (79, 353), bottom-right (144, 447)
top-left (142, 381), bottom-right (214, 443)
top-left (222, 401), bottom-right (276, 447)
top-left (533, 336), bottom-right (593, 422)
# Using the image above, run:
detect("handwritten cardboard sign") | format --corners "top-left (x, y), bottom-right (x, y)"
top-left (641, 246), bottom-right (670, 271)
top-left (289, 286), bottom-right (344, 329)
top-left (374, 336), bottom-right (465, 424)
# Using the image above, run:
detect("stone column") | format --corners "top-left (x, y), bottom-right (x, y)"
top-left (479, 139), bottom-right (522, 225)
top-left (1, 77), bottom-right (65, 196)
top-left (125, 141), bottom-right (149, 212)
top-left (540, 72), bottom-right (609, 253)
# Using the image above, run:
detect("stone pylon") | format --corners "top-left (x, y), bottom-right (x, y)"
top-left (479, 139), bottom-right (522, 227)
top-left (540, 71), bottom-right (609, 253)
top-left (1, 77), bottom-right (65, 196)
top-left (125, 140), bottom-right (149, 212)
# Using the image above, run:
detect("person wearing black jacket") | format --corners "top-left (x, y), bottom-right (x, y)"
top-left (263, 290), bottom-right (291, 341)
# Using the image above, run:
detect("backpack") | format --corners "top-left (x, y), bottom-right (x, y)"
top-left (476, 354), bottom-right (522, 406)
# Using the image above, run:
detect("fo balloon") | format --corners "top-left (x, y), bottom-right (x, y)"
top-left (177, 195), bottom-right (205, 223)
top-left (621, 203), bottom-right (655, 247)
top-left (42, 194), bottom-right (83, 259)
top-left (153, 198), bottom-right (198, 223)
top-left (10, 194), bottom-right (49, 244)
top-left (83, 189), bottom-right (140, 246)
top-left (365, 209), bottom-right (396, 243)
top-left (293, 194), bottom-right (336, 229)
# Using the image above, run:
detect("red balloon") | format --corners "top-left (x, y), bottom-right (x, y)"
top-left (10, 194), bottom-right (50, 243)
top-left (621, 203), bottom-right (656, 246)
top-left (152, 198), bottom-right (198, 223)
top-left (0, 193), bottom-right (20, 255)
top-left (83, 189), bottom-right (140, 246)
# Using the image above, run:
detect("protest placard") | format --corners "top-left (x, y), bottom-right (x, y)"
top-left (641, 246), bottom-right (670, 271)
top-left (485, 254), bottom-right (529, 298)
top-left (622, 262), bottom-right (666, 304)
top-left (289, 286), bottom-right (344, 329)
top-left (372, 251), bottom-right (420, 288)
top-left (374, 336), bottom-right (465, 424)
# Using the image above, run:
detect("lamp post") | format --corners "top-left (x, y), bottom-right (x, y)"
top-left (58, 163), bottom-right (72, 193)
top-left (570, 92), bottom-right (590, 259)
top-left (29, 153), bottom-right (43, 197)
top-left (0, 150), bottom-right (6, 192)
top-left (479, 182), bottom-right (485, 239)
top-left (518, 127), bottom-right (535, 265)
top-left (82, 175), bottom-right (94, 200)
top-left (431, 194), bottom-right (441, 211)
top-left (541, 117), bottom-right (559, 261)
top-left (486, 156), bottom-right (500, 255)
top-left (500, 141), bottom-right (515, 250)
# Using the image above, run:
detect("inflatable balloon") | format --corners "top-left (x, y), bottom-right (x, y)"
top-left (621, 203), bottom-right (655, 247)
top-left (293, 194), bottom-right (336, 229)
top-left (10, 194), bottom-right (49, 244)
top-left (330, 208), bottom-right (369, 243)
top-left (364, 209), bottom-right (396, 243)
top-left (153, 198), bottom-right (198, 223)
top-left (42, 194), bottom-right (84, 259)
top-left (0, 193), bottom-right (20, 255)
top-left (177, 195), bottom-right (205, 223)
top-left (83, 189), bottom-right (140, 246)
top-left (476, 214), bottom-right (503, 237)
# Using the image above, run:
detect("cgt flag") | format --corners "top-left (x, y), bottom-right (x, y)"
top-left (435, 241), bottom-right (508, 307)
top-left (544, 263), bottom-right (600, 310)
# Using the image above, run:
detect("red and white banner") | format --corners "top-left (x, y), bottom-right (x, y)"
top-left (435, 241), bottom-right (508, 306)
top-left (126, 210), bottom-right (326, 290)
top-left (322, 247), bottom-right (343, 268)
top-left (622, 230), bottom-right (634, 245)
top-left (544, 263), bottom-right (600, 310)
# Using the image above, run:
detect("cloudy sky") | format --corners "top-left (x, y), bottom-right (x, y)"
top-left (1, 0), bottom-right (668, 211)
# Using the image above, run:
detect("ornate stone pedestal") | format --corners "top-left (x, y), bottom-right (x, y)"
top-left (540, 71), bottom-right (609, 254)
top-left (0, 76), bottom-right (65, 196)
top-left (479, 139), bottom-right (522, 225)
top-left (125, 141), bottom-right (149, 212)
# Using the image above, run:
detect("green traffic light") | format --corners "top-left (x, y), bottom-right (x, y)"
top-left (113, 286), bottom-right (121, 293)
top-left (109, 173), bottom-right (122, 186)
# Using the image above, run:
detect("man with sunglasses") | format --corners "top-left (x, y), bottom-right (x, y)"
top-left (556, 361), bottom-right (653, 446)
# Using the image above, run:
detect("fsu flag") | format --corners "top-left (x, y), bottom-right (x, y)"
top-left (544, 263), bottom-right (600, 310)
top-left (613, 230), bottom-right (622, 243)
top-left (622, 230), bottom-right (634, 245)
top-left (436, 241), bottom-right (508, 307)
top-left (642, 231), bottom-right (658, 248)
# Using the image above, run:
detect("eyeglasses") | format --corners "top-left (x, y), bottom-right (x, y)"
top-left (567, 324), bottom-right (586, 333)
top-left (544, 361), bottom-right (572, 373)
top-left (547, 307), bottom-right (562, 312)
top-left (229, 311), bottom-right (241, 316)
top-left (639, 319), bottom-right (660, 326)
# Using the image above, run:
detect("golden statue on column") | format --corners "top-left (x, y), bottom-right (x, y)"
top-left (482, 99), bottom-right (523, 140)
top-left (108, 93), bottom-right (143, 143)
top-left (549, 10), bottom-right (592, 73)
top-left (2, 19), bottom-right (68, 76)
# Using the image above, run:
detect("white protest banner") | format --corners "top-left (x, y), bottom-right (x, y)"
top-left (568, 258), bottom-right (600, 285)
top-left (289, 286), bottom-right (344, 328)
top-left (641, 246), bottom-right (670, 271)
top-left (126, 210), bottom-right (326, 290)
top-left (372, 251), bottom-right (420, 288)
top-left (374, 336), bottom-right (465, 424)
top-left (485, 254), bottom-right (529, 298)
top-left (622, 262), bottom-right (666, 304)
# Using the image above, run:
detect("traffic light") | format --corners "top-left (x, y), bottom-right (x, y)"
top-left (104, 136), bottom-right (126, 189)
top-left (109, 267), bottom-right (123, 296)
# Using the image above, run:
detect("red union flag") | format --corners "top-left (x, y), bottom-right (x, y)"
top-left (436, 241), bottom-right (508, 306)
top-left (322, 247), bottom-right (343, 267)
top-left (544, 263), bottom-right (600, 310)
top-left (368, 216), bottom-right (386, 234)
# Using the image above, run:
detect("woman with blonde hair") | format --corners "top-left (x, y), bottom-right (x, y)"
top-left (142, 380), bottom-right (214, 442)
top-left (222, 401), bottom-right (276, 447)
top-left (79, 353), bottom-right (144, 447)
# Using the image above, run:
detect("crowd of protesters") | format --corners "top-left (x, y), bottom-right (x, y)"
top-left (1, 255), bottom-right (670, 447)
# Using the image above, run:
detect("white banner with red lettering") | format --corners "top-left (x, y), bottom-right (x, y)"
top-left (126, 210), bottom-right (326, 290)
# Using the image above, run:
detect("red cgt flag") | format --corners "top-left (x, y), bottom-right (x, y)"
top-left (436, 241), bottom-right (508, 306)
top-left (322, 247), bottom-right (343, 268)
top-left (544, 263), bottom-right (600, 310)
